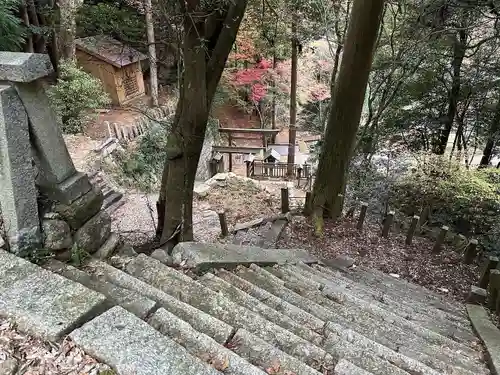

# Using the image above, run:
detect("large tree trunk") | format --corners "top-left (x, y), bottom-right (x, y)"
top-left (145, 0), bottom-right (159, 107)
top-left (433, 30), bottom-right (466, 155)
top-left (157, 0), bottom-right (248, 251)
top-left (287, 14), bottom-right (298, 176)
top-left (311, 0), bottom-right (385, 233)
top-left (480, 96), bottom-right (500, 166)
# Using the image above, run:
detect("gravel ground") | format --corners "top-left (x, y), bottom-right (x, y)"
top-left (278, 217), bottom-right (482, 301)
top-left (0, 319), bottom-right (113, 375)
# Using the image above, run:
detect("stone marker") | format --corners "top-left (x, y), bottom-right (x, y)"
top-left (0, 52), bottom-right (53, 82)
top-left (171, 242), bottom-right (318, 269)
top-left (381, 211), bottom-right (395, 238)
top-left (0, 250), bottom-right (107, 341)
top-left (487, 269), bottom-right (500, 309)
top-left (281, 188), bottom-right (289, 214)
top-left (357, 202), bottom-right (368, 230)
top-left (479, 256), bottom-right (499, 289)
top-left (463, 239), bottom-right (479, 264)
top-left (0, 84), bottom-right (41, 254)
top-left (432, 226), bottom-right (449, 253)
top-left (405, 215), bottom-right (420, 245)
top-left (70, 306), bottom-right (221, 375)
top-left (218, 212), bottom-right (229, 237)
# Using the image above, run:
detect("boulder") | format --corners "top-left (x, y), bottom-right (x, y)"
top-left (54, 187), bottom-right (103, 230)
top-left (42, 219), bottom-right (72, 250)
top-left (74, 211), bottom-right (111, 254)
top-left (151, 248), bottom-right (173, 266)
top-left (193, 183), bottom-right (210, 198)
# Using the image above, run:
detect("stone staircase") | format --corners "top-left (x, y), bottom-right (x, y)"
top-left (41, 246), bottom-right (489, 375)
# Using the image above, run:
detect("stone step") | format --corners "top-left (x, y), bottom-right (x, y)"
top-left (305, 263), bottom-right (471, 329)
top-left (123, 254), bottom-right (333, 371)
top-left (199, 272), bottom-right (323, 345)
top-left (277, 264), bottom-right (476, 345)
top-left (70, 306), bottom-right (221, 375)
top-left (44, 259), bottom-right (157, 319)
top-left (149, 308), bottom-right (265, 375)
top-left (0, 250), bottom-right (107, 341)
top-left (102, 191), bottom-right (123, 210)
top-left (233, 265), bottom-right (485, 374)
top-left (338, 265), bottom-right (465, 317)
top-left (85, 259), bottom-right (234, 344)
top-left (333, 360), bottom-right (374, 375)
top-left (105, 198), bottom-right (126, 215)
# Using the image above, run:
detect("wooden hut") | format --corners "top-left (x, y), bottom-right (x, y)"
top-left (75, 36), bottom-right (147, 106)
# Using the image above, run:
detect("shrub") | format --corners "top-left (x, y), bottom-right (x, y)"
top-left (47, 60), bottom-right (110, 134)
top-left (392, 154), bottom-right (500, 254)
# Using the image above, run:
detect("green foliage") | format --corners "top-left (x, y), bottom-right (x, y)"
top-left (77, 3), bottom-right (145, 45)
top-left (47, 60), bottom-right (110, 134)
top-left (392, 155), bottom-right (500, 254)
top-left (69, 245), bottom-right (89, 267)
top-left (0, 0), bottom-right (26, 51)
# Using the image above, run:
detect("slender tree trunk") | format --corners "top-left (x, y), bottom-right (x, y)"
top-left (145, 0), bottom-right (159, 107)
top-left (57, 0), bottom-right (77, 60)
top-left (287, 13), bottom-right (298, 176)
top-left (157, 0), bottom-right (247, 250)
top-left (20, 1), bottom-right (34, 53)
top-left (271, 52), bottom-right (277, 144)
top-left (434, 30), bottom-right (466, 154)
top-left (480, 96), bottom-right (500, 166)
top-left (312, 0), bottom-right (385, 234)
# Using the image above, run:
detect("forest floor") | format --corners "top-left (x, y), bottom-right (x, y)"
top-left (278, 216), bottom-right (481, 302)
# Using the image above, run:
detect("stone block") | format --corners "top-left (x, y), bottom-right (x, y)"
top-left (94, 233), bottom-right (120, 259)
top-left (0, 52), bottom-right (53, 82)
top-left (171, 242), bottom-right (318, 269)
top-left (15, 80), bottom-right (77, 186)
top-left (0, 250), bottom-right (107, 341)
top-left (0, 84), bottom-right (41, 255)
top-left (74, 211), bottom-right (111, 254)
top-left (54, 187), bottom-right (103, 229)
top-left (467, 285), bottom-right (487, 305)
top-left (42, 219), bottom-right (72, 250)
top-left (151, 248), bottom-right (173, 265)
top-left (70, 306), bottom-right (221, 375)
top-left (42, 171), bottom-right (92, 205)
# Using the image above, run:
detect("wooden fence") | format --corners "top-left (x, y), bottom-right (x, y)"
top-left (247, 161), bottom-right (312, 180)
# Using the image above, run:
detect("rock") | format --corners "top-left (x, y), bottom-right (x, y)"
top-left (0, 249), bottom-right (107, 341)
top-left (94, 233), bottom-right (120, 259)
top-left (70, 306), bottom-right (221, 375)
top-left (213, 173), bottom-right (228, 181)
top-left (193, 183), bottom-right (210, 198)
top-left (42, 219), bottom-right (72, 250)
top-left (74, 211), bottom-right (111, 254)
top-left (54, 187), bottom-right (103, 230)
top-left (172, 251), bottom-right (183, 266)
top-left (322, 256), bottom-right (356, 270)
top-left (467, 286), bottom-right (487, 305)
top-left (151, 249), bottom-right (173, 266)
top-left (54, 249), bottom-right (72, 262)
top-left (0, 357), bottom-right (18, 375)
top-left (115, 243), bottom-right (138, 257)
top-left (0, 237), bottom-right (5, 249)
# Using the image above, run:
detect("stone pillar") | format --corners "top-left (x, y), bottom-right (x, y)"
top-left (0, 84), bottom-right (41, 254)
top-left (0, 53), bottom-right (91, 204)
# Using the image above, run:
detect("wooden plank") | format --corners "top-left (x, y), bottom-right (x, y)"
top-left (218, 127), bottom-right (281, 134)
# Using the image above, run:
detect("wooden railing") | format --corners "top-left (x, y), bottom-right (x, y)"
top-left (247, 161), bottom-right (311, 179)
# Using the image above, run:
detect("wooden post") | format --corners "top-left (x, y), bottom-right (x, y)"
top-left (357, 202), bottom-right (368, 230)
top-left (463, 239), bottom-right (479, 264)
top-left (381, 211), bottom-right (395, 238)
top-left (333, 193), bottom-right (344, 220)
top-left (303, 191), bottom-right (312, 216)
top-left (479, 256), bottom-right (499, 289)
top-left (405, 215), bottom-right (420, 245)
top-left (218, 212), bottom-right (229, 237)
top-left (281, 188), bottom-right (289, 214)
top-left (228, 133), bottom-right (233, 172)
top-left (432, 226), bottom-right (448, 253)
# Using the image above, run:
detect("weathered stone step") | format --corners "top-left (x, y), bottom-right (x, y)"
top-left (85, 259), bottom-right (234, 344)
top-left (234, 265), bottom-right (484, 374)
top-left (70, 306), bottom-right (221, 375)
top-left (228, 328), bottom-right (324, 375)
top-left (276, 264), bottom-right (476, 345)
top-left (149, 308), bottom-right (265, 375)
top-left (333, 360), bottom-right (374, 375)
top-left (44, 259), bottom-right (157, 319)
top-left (0, 250), bottom-right (106, 341)
top-left (102, 192), bottom-right (123, 210)
top-left (305, 263), bottom-right (471, 329)
top-left (311, 263), bottom-right (470, 327)
top-left (337, 265), bottom-right (465, 317)
top-left (199, 272), bottom-right (323, 345)
top-left (123, 254), bottom-right (333, 370)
